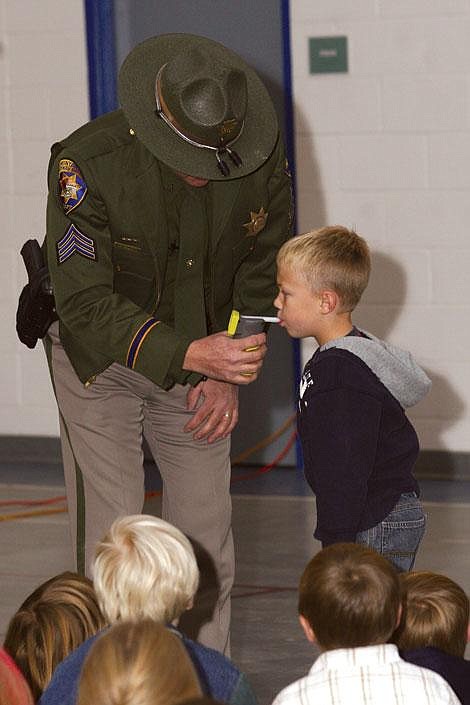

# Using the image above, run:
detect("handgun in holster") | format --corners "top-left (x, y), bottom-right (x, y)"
top-left (16, 238), bottom-right (57, 348)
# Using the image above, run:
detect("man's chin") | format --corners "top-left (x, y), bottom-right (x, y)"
top-left (176, 171), bottom-right (209, 188)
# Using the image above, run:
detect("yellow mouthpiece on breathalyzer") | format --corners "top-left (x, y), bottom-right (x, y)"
top-left (227, 309), bottom-right (240, 337)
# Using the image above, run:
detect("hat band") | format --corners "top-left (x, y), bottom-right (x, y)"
top-left (155, 65), bottom-right (244, 177)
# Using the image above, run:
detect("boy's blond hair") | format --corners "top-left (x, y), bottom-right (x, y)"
top-left (277, 225), bottom-right (371, 312)
top-left (298, 543), bottom-right (400, 651)
top-left (78, 620), bottom-right (202, 705)
top-left (4, 572), bottom-right (106, 701)
top-left (93, 515), bottom-right (199, 625)
top-left (394, 571), bottom-right (469, 658)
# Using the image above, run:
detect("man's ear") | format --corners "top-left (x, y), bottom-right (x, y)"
top-left (319, 290), bottom-right (338, 314)
top-left (299, 614), bottom-right (316, 643)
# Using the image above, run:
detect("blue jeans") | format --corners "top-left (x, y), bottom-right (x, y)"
top-left (355, 493), bottom-right (426, 572)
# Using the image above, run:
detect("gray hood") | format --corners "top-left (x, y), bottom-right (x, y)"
top-left (320, 330), bottom-right (431, 408)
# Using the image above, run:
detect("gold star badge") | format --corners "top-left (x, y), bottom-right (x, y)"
top-left (243, 207), bottom-right (268, 236)
top-left (60, 173), bottom-right (80, 204)
top-left (58, 158), bottom-right (88, 213)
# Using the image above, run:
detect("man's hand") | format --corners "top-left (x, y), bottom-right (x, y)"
top-left (183, 331), bottom-right (267, 384)
top-left (185, 379), bottom-right (239, 443)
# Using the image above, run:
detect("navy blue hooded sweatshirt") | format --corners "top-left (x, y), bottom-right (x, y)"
top-left (298, 329), bottom-right (431, 546)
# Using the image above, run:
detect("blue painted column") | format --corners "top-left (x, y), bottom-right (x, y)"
top-left (281, 0), bottom-right (303, 468)
top-left (84, 0), bottom-right (118, 118)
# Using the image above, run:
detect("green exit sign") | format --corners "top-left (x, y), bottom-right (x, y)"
top-left (309, 36), bottom-right (348, 74)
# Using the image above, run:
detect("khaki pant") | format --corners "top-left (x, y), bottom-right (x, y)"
top-left (47, 322), bottom-right (234, 654)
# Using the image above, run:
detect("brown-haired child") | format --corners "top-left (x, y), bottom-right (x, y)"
top-left (272, 543), bottom-right (460, 705)
top-left (395, 571), bottom-right (470, 705)
top-left (3, 571), bottom-right (106, 701)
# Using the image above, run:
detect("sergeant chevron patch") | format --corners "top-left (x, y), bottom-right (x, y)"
top-left (57, 224), bottom-right (97, 265)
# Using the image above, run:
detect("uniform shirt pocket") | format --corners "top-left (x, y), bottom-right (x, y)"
top-left (112, 241), bottom-right (155, 310)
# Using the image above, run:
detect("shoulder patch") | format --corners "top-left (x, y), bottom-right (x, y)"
top-left (58, 159), bottom-right (87, 213)
top-left (57, 224), bottom-right (96, 265)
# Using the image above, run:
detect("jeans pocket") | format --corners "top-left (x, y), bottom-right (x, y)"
top-left (382, 513), bottom-right (426, 572)
top-left (355, 496), bottom-right (426, 572)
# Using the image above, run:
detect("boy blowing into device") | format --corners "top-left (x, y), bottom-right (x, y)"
top-left (274, 226), bottom-right (431, 570)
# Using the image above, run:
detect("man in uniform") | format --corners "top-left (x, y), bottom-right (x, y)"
top-left (45, 33), bottom-right (292, 654)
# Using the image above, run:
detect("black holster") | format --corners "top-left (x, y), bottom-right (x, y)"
top-left (16, 239), bottom-right (57, 349)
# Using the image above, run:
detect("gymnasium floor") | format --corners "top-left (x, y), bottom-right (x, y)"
top-left (1, 461), bottom-right (470, 704)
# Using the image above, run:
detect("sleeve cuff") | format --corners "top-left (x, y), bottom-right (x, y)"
top-left (171, 336), bottom-right (204, 387)
top-left (128, 318), bottom-right (201, 389)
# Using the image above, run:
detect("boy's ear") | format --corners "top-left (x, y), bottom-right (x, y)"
top-left (185, 597), bottom-right (194, 612)
top-left (319, 290), bottom-right (338, 314)
top-left (299, 614), bottom-right (317, 643)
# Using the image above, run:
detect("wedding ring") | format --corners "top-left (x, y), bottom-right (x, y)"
top-left (223, 411), bottom-right (231, 418)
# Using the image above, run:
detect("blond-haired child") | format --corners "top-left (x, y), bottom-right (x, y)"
top-left (78, 620), bottom-right (202, 705)
top-left (40, 515), bottom-right (257, 705)
top-left (274, 226), bottom-right (431, 570)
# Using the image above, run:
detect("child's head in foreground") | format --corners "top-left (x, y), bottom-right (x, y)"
top-left (3, 571), bottom-right (105, 701)
top-left (92, 514), bottom-right (199, 625)
top-left (275, 226), bottom-right (370, 342)
top-left (298, 543), bottom-right (400, 652)
top-left (77, 619), bottom-right (202, 705)
top-left (394, 571), bottom-right (469, 658)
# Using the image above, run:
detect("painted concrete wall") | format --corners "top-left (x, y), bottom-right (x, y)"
top-left (0, 0), bottom-right (88, 435)
top-left (3, 0), bottom-right (470, 458)
top-left (290, 0), bottom-right (470, 452)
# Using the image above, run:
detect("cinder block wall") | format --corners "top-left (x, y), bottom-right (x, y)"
top-left (291, 1), bottom-right (470, 452)
top-left (0, 0), bottom-right (88, 436)
top-left (2, 1), bottom-right (470, 459)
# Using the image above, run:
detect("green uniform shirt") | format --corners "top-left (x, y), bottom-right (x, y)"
top-left (46, 109), bottom-right (293, 389)
top-left (157, 162), bottom-right (209, 336)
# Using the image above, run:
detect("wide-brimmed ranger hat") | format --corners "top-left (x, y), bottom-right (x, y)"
top-left (118, 33), bottom-right (279, 180)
